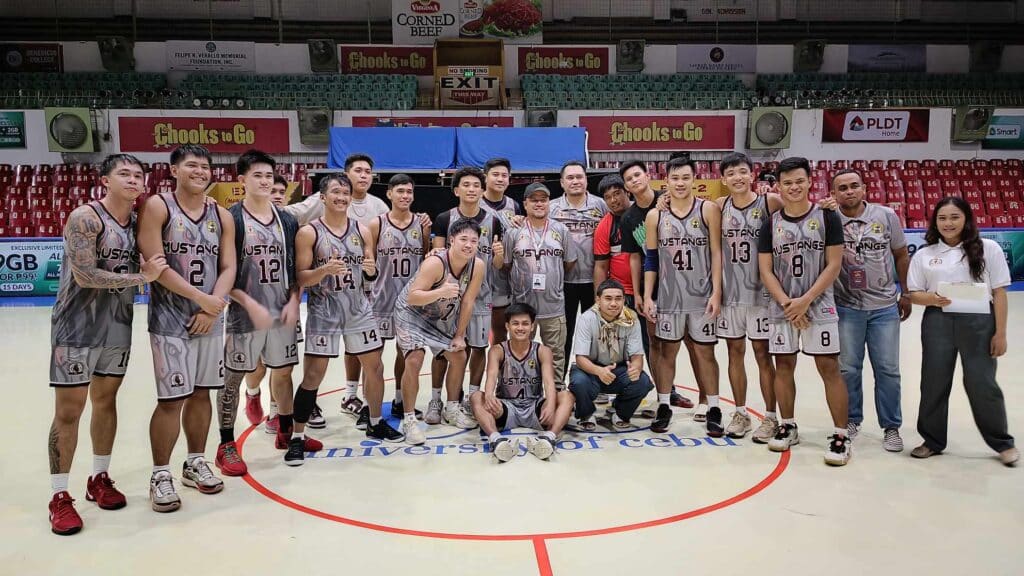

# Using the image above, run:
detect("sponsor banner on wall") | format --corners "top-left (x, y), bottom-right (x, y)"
top-left (0, 43), bottom-right (64, 72)
top-left (339, 45), bottom-right (434, 75)
top-left (0, 239), bottom-right (63, 297)
top-left (352, 115), bottom-right (513, 127)
top-left (517, 46), bottom-right (609, 75)
top-left (392, 0), bottom-right (543, 45)
top-left (822, 109), bottom-right (930, 143)
top-left (580, 115), bottom-right (736, 151)
top-left (848, 44), bottom-right (926, 72)
top-left (982, 115), bottom-right (1024, 150)
top-left (676, 44), bottom-right (756, 73)
top-left (438, 67), bottom-right (502, 107)
top-left (0, 112), bottom-right (27, 148)
top-left (166, 40), bottom-right (255, 71)
top-left (675, 0), bottom-right (765, 21)
top-left (651, 179), bottom-right (724, 200)
top-left (207, 181), bottom-right (300, 209)
top-left (117, 116), bottom-right (290, 153)
top-left (906, 231), bottom-right (1024, 281)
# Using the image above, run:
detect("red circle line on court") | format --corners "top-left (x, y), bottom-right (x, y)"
top-left (237, 384), bottom-right (791, 542)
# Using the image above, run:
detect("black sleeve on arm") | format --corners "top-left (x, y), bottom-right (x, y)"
top-left (620, 209), bottom-right (639, 254)
top-left (280, 210), bottom-right (299, 288)
top-left (757, 217), bottom-right (774, 253)
top-left (823, 210), bottom-right (844, 246)
top-left (230, 203), bottom-right (246, 291)
top-left (431, 211), bottom-right (449, 239)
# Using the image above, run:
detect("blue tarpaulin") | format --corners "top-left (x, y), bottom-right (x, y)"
top-left (455, 128), bottom-right (587, 171)
top-left (327, 127), bottom-right (456, 170)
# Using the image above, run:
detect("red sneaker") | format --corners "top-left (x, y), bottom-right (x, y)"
top-left (264, 415), bottom-right (279, 435)
top-left (276, 431), bottom-right (323, 452)
top-left (215, 441), bottom-right (248, 476)
top-left (49, 491), bottom-right (83, 535)
top-left (85, 472), bottom-right (127, 510)
top-left (245, 390), bottom-right (264, 426)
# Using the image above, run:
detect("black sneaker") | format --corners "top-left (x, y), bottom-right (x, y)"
top-left (366, 419), bottom-right (405, 443)
top-left (824, 434), bottom-right (852, 466)
top-left (650, 403), bottom-right (673, 433)
top-left (390, 399), bottom-right (424, 420)
top-left (706, 407), bottom-right (724, 438)
top-left (284, 437), bottom-right (305, 467)
top-left (355, 405), bottom-right (370, 431)
top-left (307, 403), bottom-right (327, 429)
top-left (670, 390), bottom-right (695, 409)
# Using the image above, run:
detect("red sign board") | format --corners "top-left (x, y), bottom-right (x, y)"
top-left (822, 109), bottom-right (930, 143)
top-left (118, 116), bottom-right (291, 153)
top-left (352, 115), bottom-right (513, 128)
top-left (339, 45), bottom-right (433, 75)
top-left (580, 115), bottom-right (736, 151)
top-left (1, 43), bottom-right (63, 72)
top-left (517, 46), bottom-right (609, 75)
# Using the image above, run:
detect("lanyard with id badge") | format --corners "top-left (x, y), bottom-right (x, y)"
top-left (528, 222), bottom-right (548, 292)
top-left (847, 221), bottom-right (869, 291)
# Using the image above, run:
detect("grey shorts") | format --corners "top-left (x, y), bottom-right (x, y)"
top-left (769, 321), bottom-right (840, 356)
top-left (150, 333), bottom-right (224, 401)
top-left (495, 398), bottom-right (544, 431)
top-left (717, 305), bottom-right (770, 341)
top-left (376, 315), bottom-right (395, 340)
top-left (468, 314), bottom-right (490, 349)
top-left (225, 324), bottom-right (299, 372)
top-left (655, 311), bottom-right (717, 344)
top-left (49, 345), bottom-right (130, 386)
top-left (305, 329), bottom-right (383, 358)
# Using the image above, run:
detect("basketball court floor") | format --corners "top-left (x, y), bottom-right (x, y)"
top-left (2, 297), bottom-right (1021, 575)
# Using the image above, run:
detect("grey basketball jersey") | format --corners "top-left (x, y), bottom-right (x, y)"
top-left (763, 205), bottom-right (839, 323)
top-left (722, 195), bottom-right (770, 307)
top-left (372, 214), bottom-right (425, 320)
top-left (655, 198), bottom-right (713, 313)
top-left (227, 207), bottom-right (289, 334)
top-left (482, 196), bottom-right (518, 303)
top-left (305, 219), bottom-right (375, 335)
top-left (504, 219), bottom-right (576, 319)
top-left (835, 203), bottom-right (907, 311)
top-left (148, 193), bottom-right (223, 338)
top-left (446, 207), bottom-right (497, 315)
top-left (496, 341), bottom-right (544, 407)
top-left (550, 194), bottom-right (608, 283)
top-left (394, 250), bottom-right (475, 341)
top-left (51, 202), bottom-right (137, 348)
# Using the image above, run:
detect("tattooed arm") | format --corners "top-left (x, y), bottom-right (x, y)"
top-left (64, 206), bottom-right (165, 289)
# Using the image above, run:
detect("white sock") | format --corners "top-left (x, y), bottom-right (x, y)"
top-left (607, 394), bottom-right (617, 404)
top-left (404, 412), bottom-right (418, 422)
top-left (488, 432), bottom-right (501, 443)
top-left (834, 427), bottom-right (847, 438)
top-left (468, 385), bottom-right (480, 396)
top-left (292, 431), bottom-right (305, 440)
top-left (51, 473), bottom-right (69, 495)
top-left (152, 465), bottom-right (171, 476)
top-left (765, 410), bottom-right (777, 420)
top-left (658, 393), bottom-right (670, 406)
top-left (431, 387), bottom-right (442, 401)
top-left (245, 387), bottom-right (260, 397)
top-left (186, 453), bottom-right (204, 464)
top-left (345, 380), bottom-right (359, 398)
top-left (707, 395), bottom-right (719, 408)
top-left (611, 412), bottom-right (624, 425)
top-left (370, 416), bottom-right (381, 426)
top-left (93, 454), bottom-right (111, 476)
top-left (446, 400), bottom-right (460, 411)
top-left (269, 402), bottom-right (279, 418)
top-left (735, 406), bottom-right (748, 416)
top-left (781, 418), bottom-right (796, 426)
top-left (696, 403), bottom-right (708, 414)
top-left (540, 431), bottom-right (556, 441)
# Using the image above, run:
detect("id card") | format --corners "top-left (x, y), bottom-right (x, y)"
top-left (849, 266), bottom-right (867, 290)
top-left (532, 273), bottom-right (546, 291)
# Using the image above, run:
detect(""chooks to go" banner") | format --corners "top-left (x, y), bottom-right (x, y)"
top-left (579, 114), bottom-right (735, 151)
top-left (117, 116), bottom-right (291, 153)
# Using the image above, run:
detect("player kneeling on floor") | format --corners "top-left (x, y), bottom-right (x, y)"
top-left (471, 303), bottom-right (574, 462)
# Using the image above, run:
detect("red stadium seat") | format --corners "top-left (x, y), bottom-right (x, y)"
top-left (868, 160), bottom-right (885, 171)
top-left (906, 202), bottom-right (926, 221)
top-left (1006, 200), bottom-right (1023, 217)
top-left (904, 160), bottom-right (920, 169)
top-left (922, 159), bottom-right (938, 168)
top-left (887, 160), bottom-right (902, 169)
top-left (969, 200), bottom-right (985, 215)
top-left (909, 219), bottom-right (928, 229)
top-left (987, 200), bottom-right (1006, 216)
top-left (992, 215), bottom-right (1013, 228)
top-left (941, 179), bottom-right (961, 196)
top-left (1014, 215), bottom-right (1024, 228)
top-left (975, 215), bottom-right (991, 228)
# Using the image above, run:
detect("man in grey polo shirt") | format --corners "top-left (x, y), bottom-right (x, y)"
top-left (831, 169), bottom-right (912, 452)
top-left (567, 279), bottom-right (654, 430)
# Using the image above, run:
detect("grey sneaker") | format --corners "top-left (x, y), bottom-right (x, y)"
top-left (181, 457), bottom-right (224, 495)
top-left (526, 436), bottom-right (555, 461)
top-left (424, 398), bottom-right (444, 425)
top-left (443, 403), bottom-right (477, 429)
top-left (402, 419), bottom-right (426, 446)
top-left (491, 437), bottom-right (518, 463)
top-left (883, 428), bottom-right (904, 452)
top-left (752, 416), bottom-right (778, 444)
top-left (847, 422), bottom-right (861, 440)
top-left (150, 471), bottom-right (181, 513)
top-left (725, 412), bottom-right (752, 439)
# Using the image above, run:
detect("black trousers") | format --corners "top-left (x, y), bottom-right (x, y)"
top-left (918, 307), bottom-right (1014, 453)
top-left (563, 282), bottom-right (595, 373)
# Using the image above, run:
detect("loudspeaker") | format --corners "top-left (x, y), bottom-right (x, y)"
top-left (970, 42), bottom-right (1003, 73)
top-left (747, 107), bottom-right (792, 150)
top-left (97, 36), bottom-right (135, 72)
top-left (794, 40), bottom-right (826, 73)
top-left (307, 39), bottom-right (338, 74)
top-left (45, 108), bottom-right (95, 153)
top-left (526, 109), bottom-right (557, 127)
top-left (298, 107), bottom-right (332, 146)
top-left (617, 39), bottom-right (645, 73)
top-left (952, 106), bottom-right (994, 141)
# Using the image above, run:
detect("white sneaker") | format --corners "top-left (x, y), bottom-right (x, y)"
top-left (491, 437), bottom-right (518, 462)
top-left (424, 398), bottom-right (443, 425)
top-left (149, 471), bottom-right (181, 513)
top-left (526, 436), bottom-right (555, 460)
top-left (181, 457), bottom-right (224, 494)
top-left (725, 412), bottom-right (752, 438)
top-left (824, 434), bottom-right (852, 466)
top-left (883, 428), bottom-right (904, 452)
top-left (403, 419), bottom-right (425, 446)
top-left (768, 423), bottom-right (800, 452)
top-left (693, 403), bottom-right (709, 422)
top-left (443, 403), bottom-right (477, 429)
top-left (752, 416), bottom-right (778, 444)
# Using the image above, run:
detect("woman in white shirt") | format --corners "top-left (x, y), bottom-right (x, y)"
top-left (906, 196), bottom-right (1017, 466)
